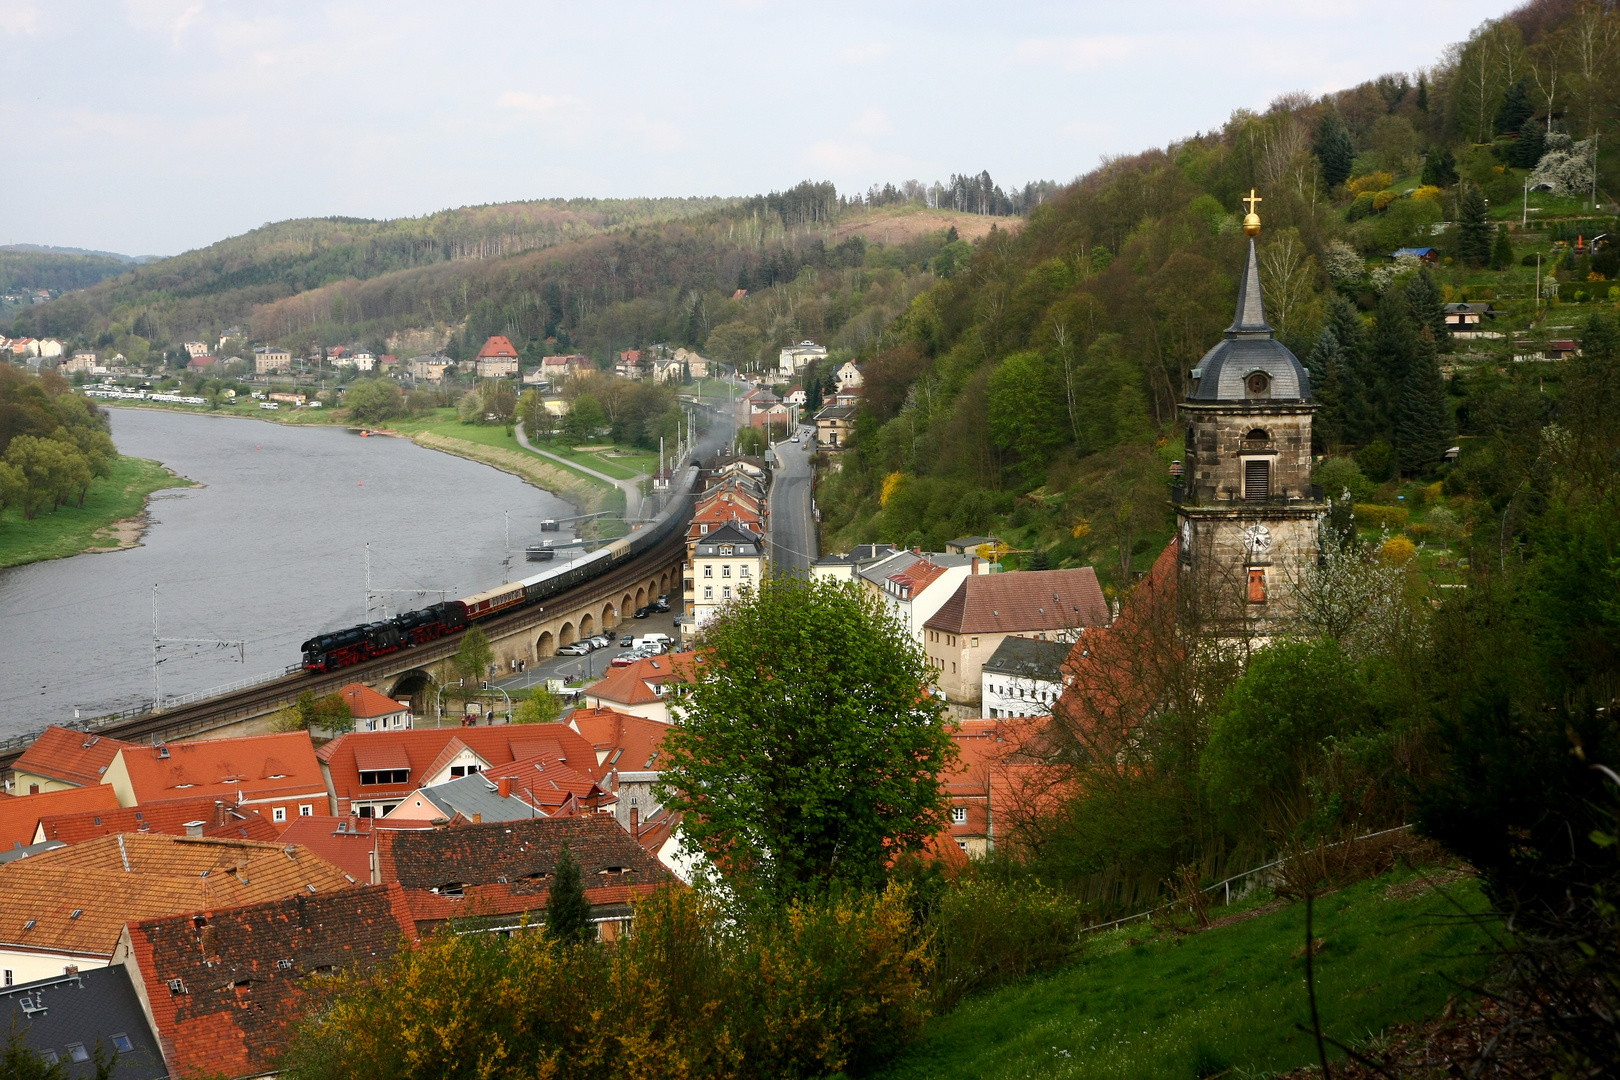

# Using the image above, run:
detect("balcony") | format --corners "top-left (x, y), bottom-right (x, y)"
top-left (1170, 482), bottom-right (1323, 507)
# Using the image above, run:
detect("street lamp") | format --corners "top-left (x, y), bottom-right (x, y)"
top-left (481, 681), bottom-right (513, 724)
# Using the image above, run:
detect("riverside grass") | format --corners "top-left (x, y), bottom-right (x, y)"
top-left (0, 455), bottom-right (192, 568)
top-left (875, 866), bottom-right (1494, 1080)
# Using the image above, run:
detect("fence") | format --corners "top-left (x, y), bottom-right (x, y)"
top-left (1083, 824), bottom-right (1416, 935)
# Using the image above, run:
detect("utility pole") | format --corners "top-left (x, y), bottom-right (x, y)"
top-left (1523, 175), bottom-right (1529, 227)
top-left (151, 585), bottom-right (245, 712)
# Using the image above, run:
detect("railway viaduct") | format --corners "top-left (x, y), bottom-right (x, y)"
top-left (0, 528), bottom-right (688, 769)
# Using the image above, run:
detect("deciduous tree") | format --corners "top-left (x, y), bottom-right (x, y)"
top-left (658, 576), bottom-right (954, 902)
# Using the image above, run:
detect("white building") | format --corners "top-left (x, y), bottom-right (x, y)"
top-left (182, 341), bottom-right (210, 359)
top-left (870, 553), bottom-right (981, 654)
top-left (836, 360), bottom-right (864, 390)
top-left (778, 341), bottom-right (827, 377)
top-left (36, 339), bottom-right (64, 359)
top-left (253, 346), bottom-right (292, 374)
top-left (980, 637), bottom-right (1070, 719)
top-left (352, 352), bottom-right (377, 372)
top-left (690, 522), bottom-right (763, 631)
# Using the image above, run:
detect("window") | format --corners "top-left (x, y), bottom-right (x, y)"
top-left (40, 1051), bottom-right (57, 1066)
top-left (299, 804), bottom-right (313, 817)
top-left (703, 586), bottom-right (713, 600)
top-left (722, 565), bottom-right (731, 578)
top-left (700, 524), bottom-right (709, 534)
top-left (272, 807), bottom-right (287, 823)
top-left (67, 1044), bottom-right (89, 1064)
top-left (951, 807), bottom-right (967, 825)
top-left (1244, 458), bottom-right (1270, 501)
top-left (722, 586), bottom-right (732, 600)
top-left (971, 636), bottom-right (979, 648)
top-left (1245, 370), bottom-right (1271, 397)
top-left (359, 769), bottom-right (409, 786)
top-left (1248, 568), bottom-right (1267, 603)
top-left (719, 544), bottom-right (734, 556)
top-left (2, 969), bottom-right (10, 986)
top-left (703, 565), bottom-right (713, 578)
top-left (740, 564), bottom-right (750, 578)
top-left (111, 1034), bottom-right (134, 1054)
top-left (951, 662), bottom-right (957, 674)
top-left (956, 839), bottom-right (968, 851)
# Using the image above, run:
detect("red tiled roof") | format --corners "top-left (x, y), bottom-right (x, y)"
top-left (373, 814), bottom-right (669, 930)
top-left (476, 335), bottom-right (519, 359)
top-left (12, 726), bottom-right (136, 788)
top-left (0, 785), bottom-right (120, 847)
top-left (316, 725), bottom-right (600, 813)
top-left (567, 706), bottom-right (671, 772)
top-left (114, 732), bottom-right (328, 807)
top-left (276, 816), bottom-right (378, 881)
top-left (118, 884), bottom-right (416, 1079)
top-left (890, 558), bottom-right (948, 597)
top-left (924, 567), bottom-right (1110, 635)
top-left (587, 655), bottom-right (700, 710)
top-left (335, 683), bottom-right (408, 720)
top-left (34, 793), bottom-right (278, 846)
top-left (480, 755), bottom-right (608, 815)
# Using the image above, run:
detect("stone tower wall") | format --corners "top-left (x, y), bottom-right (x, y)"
top-left (1182, 403), bottom-right (1314, 504)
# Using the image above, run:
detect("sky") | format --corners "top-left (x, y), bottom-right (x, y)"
top-left (1, 0), bottom-right (1509, 258)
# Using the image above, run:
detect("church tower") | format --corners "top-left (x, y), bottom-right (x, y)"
top-left (1175, 191), bottom-right (1322, 628)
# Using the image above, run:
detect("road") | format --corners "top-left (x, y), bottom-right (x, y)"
top-left (768, 426), bottom-right (818, 574)
top-left (491, 607), bottom-right (683, 699)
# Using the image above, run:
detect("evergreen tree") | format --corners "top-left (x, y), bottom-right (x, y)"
top-left (1513, 122), bottom-right (1545, 169)
top-left (1421, 145), bottom-right (1459, 188)
top-left (1416, 75), bottom-right (1429, 112)
top-left (1314, 112), bottom-right (1355, 188)
top-left (1024, 545), bottom-right (1050, 571)
top-left (1395, 327), bottom-right (1450, 475)
top-left (1455, 183), bottom-right (1492, 266)
top-left (545, 841), bottom-right (592, 947)
top-left (1370, 288), bottom-right (1420, 441)
top-left (1305, 325), bottom-right (1347, 448)
top-left (1491, 223), bottom-right (1515, 270)
top-left (1404, 268), bottom-right (1450, 348)
top-left (1323, 294), bottom-right (1375, 445)
top-left (1494, 77), bottom-right (1533, 135)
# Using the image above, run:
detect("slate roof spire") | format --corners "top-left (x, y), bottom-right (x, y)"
top-left (1226, 190), bottom-right (1272, 337)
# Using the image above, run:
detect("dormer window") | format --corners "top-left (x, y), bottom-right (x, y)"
top-left (719, 544), bottom-right (734, 556)
top-left (1245, 370), bottom-right (1271, 398)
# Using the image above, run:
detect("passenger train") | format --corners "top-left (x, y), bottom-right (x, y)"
top-left (299, 466), bottom-right (698, 673)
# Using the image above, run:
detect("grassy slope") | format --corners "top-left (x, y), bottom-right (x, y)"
top-left (878, 869), bottom-right (1493, 1080)
top-left (0, 456), bottom-right (192, 568)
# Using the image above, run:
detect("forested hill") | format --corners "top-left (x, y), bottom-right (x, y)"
top-left (818, 0), bottom-right (1620, 591)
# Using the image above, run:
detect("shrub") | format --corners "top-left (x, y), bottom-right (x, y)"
top-left (1355, 440), bottom-right (1395, 481)
top-left (1379, 535), bottom-right (1417, 563)
top-left (1354, 504), bottom-right (1410, 530)
top-left (927, 876), bottom-right (1084, 1010)
top-left (1313, 456), bottom-right (1376, 504)
top-left (1347, 172), bottom-right (1395, 196)
top-left (285, 884), bottom-right (931, 1080)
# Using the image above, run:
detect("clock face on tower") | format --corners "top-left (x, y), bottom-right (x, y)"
top-left (1242, 523), bottom-right (1273, 558)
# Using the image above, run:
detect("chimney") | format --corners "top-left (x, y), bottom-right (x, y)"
top-left (472, 813), bottom-right (483, 824)
top-left (214, 801), bottom-right (227, 828)
top-left (185, 820), bottom-right (206, 837)
top-left (630, 806), bottom-right (640, 840)
top-left (971, 556), bottom-right (979, 575)
top-left (497, 777), bottom-right (512, 799)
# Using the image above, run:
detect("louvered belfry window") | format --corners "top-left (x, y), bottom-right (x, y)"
top-left (1244, 459), bottom-right (1270, 501)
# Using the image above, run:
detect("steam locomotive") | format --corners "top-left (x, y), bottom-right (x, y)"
top-left (299, 467), bottom-right (697, 673)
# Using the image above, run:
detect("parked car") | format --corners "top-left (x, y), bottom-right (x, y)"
top-left (610, 653), bottom-right (640, 667)
top-left (619, 634), bottom-right (634, 647)
top-left (589, 635), bottom-right (611, 649)
top-left (556, 642), bottom-right (590, 656)
top-left (650, 599), bottom-right (670, 613)
top-left (633, 606), bottom-right (652, 619)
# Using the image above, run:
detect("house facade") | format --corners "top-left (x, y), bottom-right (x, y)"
top-left (690, 522), bottom-right (763, 632)
top-left (778, 341), bottom-right (826, 376)
top-left (475, 335), bottom-right (520, 378)
top-left (980, 637), bottom-right (1070, 719)
top-left (253, 346), bottom-right (291, 373)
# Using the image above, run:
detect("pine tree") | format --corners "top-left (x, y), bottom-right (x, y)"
top-left (1491, 223), bottom-right (1515, 270)
top-left (1314, 113), bottom-right (1355, 188)
top-left (1513, 123), bottom-right (1546, 169)
top-left (1324, 294), bottom-right (1375, 445)
top-left (1494, 78), bottom-right (1534, 136)
top-left (1024, 545), bottom-right (1050, 571)
top-left (1416, 75), bottom-right (1429, 112)
top-left (1305, 325), bottom-right (1347, 448)
top-left (545, 841), bottom-right (592, 947)
top-left (1395, 328), bottom-right (1451, 475)
top-left (1404, 268), bottom-right (1450, 348)
top-left (1455, 183), bottom-right (1493, 267)
top-left (1421, 146), bottom-right (1459, 188)
top-left (1370, 288), bottom-right (1420, 442)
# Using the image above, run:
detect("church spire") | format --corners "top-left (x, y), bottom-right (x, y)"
top-left (1226, 189), bottom-right (1272, 337)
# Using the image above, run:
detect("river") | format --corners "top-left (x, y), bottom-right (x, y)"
top-left (0, 408), bottom-right (577, 739)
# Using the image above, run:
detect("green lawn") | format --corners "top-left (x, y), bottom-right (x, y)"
top-left (0, 455), bottom-right (193, 568)
top-left (876, 868), bottom-right (1494, 1080)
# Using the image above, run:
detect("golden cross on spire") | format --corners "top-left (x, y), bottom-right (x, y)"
top-left (1242, 188), bottom-right (1263, 236)
top-left (1242, 189), bottom-right (1262, 215)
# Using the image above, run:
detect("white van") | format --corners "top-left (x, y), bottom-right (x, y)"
top-left (634, 633), bottom-right (670, 651)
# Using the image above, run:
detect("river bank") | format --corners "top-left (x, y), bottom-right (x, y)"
top-left (0, 455), bottom-right (195, 569)
top-left (96, 398), bottom-right (631, 513)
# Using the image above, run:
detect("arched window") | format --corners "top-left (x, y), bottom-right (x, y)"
top-left (1244, 427), bottom-right (1271, 449)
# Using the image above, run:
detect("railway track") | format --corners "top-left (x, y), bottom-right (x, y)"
top-left (0, 526), bottom-right (688, 771)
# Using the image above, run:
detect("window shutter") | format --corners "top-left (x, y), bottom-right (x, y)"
top-left (1244, 459), bottom-right (1270, 501)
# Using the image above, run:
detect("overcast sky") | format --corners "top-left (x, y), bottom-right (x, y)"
top-left (2, 1), bottom-right (1506, 257)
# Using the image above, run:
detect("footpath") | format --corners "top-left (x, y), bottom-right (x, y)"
top-left (514, 423), bottom-right (644, 522)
